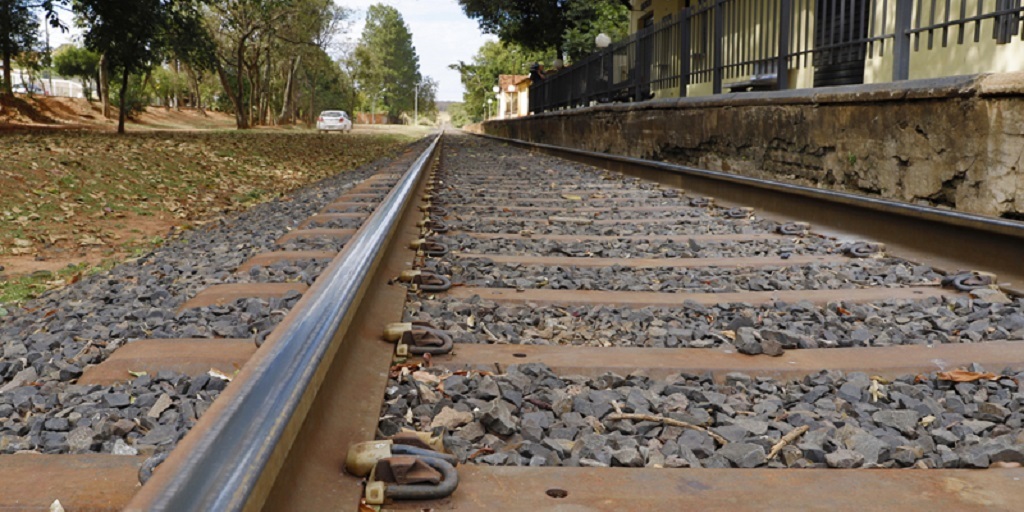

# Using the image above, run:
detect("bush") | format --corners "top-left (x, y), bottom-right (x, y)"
top-left (110, 74), bottom-right (152, 118)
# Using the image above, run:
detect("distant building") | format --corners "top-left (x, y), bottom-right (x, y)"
top-left (496, 74), bottom-right (530, 118)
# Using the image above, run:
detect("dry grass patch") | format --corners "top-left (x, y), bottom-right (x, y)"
top-left (0, 129), bottom-right (417, 300)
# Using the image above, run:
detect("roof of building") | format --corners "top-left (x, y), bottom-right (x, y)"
top-left (499, 74), bottom-right (530, 90)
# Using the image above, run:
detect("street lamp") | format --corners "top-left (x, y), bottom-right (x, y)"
top-left (492, 85), bottom-right (500, 118)
top-left (414, 81), bottom-right (421, 126)
top-left (486, 98), bottom-right (493, 119)
top-left (596, 33), bottom-right (611, 49)
top-left (371, 88), bottom-right (387, 125)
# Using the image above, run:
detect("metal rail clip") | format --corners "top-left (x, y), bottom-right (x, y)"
top-left (410, 238), bottom-right (450, 257)
top-left (399, 270), bottom-right (452, 293)
top-left (843, 241), bottom-right (885, 258)
top-left (725, 207), bottom-right (754, 219)
top-left (384, 321), bottom-right (454, 356)
top-left (778, 222), bottom-right (810, 236)
top-left (942, 271), bottom-right (997, 291)
top-left (419, 204), bottom-right (449, 217)
top-left (346, 440), bottom-right (459, 505)
top-left (418, 215), bottom-right (449, 233)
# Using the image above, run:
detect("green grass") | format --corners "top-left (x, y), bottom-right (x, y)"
top-left (0, 262), bottom-right (99, 305)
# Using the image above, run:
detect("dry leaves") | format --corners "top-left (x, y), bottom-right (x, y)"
top-left (936, 370), bottom-right (1000, 382)
top-left (1, 131), bottom-right (412, 270)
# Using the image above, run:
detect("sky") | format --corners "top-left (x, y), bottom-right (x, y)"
top-left (341, 0), bottom-right (495, 102)
top-left (45, 1), bottom-right (495, 102)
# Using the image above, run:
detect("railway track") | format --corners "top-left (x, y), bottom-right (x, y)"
top-left (2, 131), bottom-right (1024, 510)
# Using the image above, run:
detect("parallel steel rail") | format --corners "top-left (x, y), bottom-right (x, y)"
top-left (126, 133), bottom-right (442, 511)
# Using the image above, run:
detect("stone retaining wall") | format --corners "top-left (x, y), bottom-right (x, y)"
top-left (479, 73), bottom-right (1024, 218)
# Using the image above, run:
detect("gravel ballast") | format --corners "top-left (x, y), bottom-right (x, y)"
top-left (381, 134), bottom-right (1024, 473)
top-left (381, 363), bottom-right (1024, 470)
top-left (0, 138), bottom-right (427, 474)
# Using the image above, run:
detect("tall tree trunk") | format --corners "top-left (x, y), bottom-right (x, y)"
top-left (277, 55), bottom-right (299, 124)
top-left (216, 61), bottom-right (247, 128)
top-left (1, 9), bottom-right (12, 97)
top-left (1, 49), bottom-right (11, 98)
top-left (99, 53), bottom-right (111, 118)
top-left (173, 59), bottom-right (181, 111)
top-left (261, 52), bottom-right (272, 125)
top-left (184, 64), bottom-right (206, 116)
top-left (307, 76), bottom-right (315, 126)
top-left (117, 68), bottom-right (129, 134)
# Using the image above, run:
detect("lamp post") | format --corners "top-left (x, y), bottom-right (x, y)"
top-left (486, 98), bottom-right (493, 119)
top-left (371, 89), bottom-right (385, 125)
top-left (492, 85), bottom-right (500, 118)
top-left (414, 81), bottom-right (421, 126)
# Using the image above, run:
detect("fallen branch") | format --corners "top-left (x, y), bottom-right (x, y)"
top-left (767, 425), bottom-right (809, 460)
top-left (606, 412), bottom-right (728, 445)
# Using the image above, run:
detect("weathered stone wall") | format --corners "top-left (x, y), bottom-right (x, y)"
top-left (481, 73), bottom-right (1024, 218)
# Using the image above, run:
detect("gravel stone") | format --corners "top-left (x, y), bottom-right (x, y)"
top-left (872, 410), bottom-right (920, 434)
top-left (378, 359), bottom-right (1024, 471)
top-left (479, 399), bottom-right (517, 436)
top-left (718, 442), bottom-right (766, 468)
top-left (826, 449), bottom-right (865, 468)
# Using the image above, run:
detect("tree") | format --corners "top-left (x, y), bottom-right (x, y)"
top-left (351, 4), bottom-right (421, 120)
top-left (275, 0), bottom-right (352, 125)
top-left (561, 1), bottom-right (629, 62)
top-left (457, 0), bottom-right (565, 54)
top-left (52, 44), bottom-right (100, 98)
top-left (414, 76), bottom-right (438, 124)
top-left (205, 0), bottom-right (290, 129)
top-left (450, 40), bottom-right (552, 122)
top-left (0, 0), bottom-right (40, 96)
top-left (76, 0), bottom-right (165, 133)
top-left (160, 1), bottom-right (217, 112)
top-left (457, 0), bottom-right (628, 59)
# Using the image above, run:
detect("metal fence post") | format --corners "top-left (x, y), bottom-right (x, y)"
top-left (713, 0), bottom-right (725, 94)
top-left (777, 0), bottom-right (792, 90)
top-left (679, 11), bottom-right (691, 97)
top-left (634, 33), bottom-right (646, 101)
top-left (892, 0), bottom-right (913, 81)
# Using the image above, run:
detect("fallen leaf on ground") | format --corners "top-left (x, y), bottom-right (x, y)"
top-left (936, 370), bottom-right (999, 382)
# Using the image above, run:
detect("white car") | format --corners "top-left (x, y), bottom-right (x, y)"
top-left (316, 110), bottom-right (352, 133)
top-left (12, 83), bottom-right (45, 95)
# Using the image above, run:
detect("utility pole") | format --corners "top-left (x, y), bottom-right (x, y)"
top-left (414, 82), bottom-right (419, 126)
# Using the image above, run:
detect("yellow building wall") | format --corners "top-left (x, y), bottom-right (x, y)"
top-left (631, 1), bottom-right (690, 30)
top-left (880, 1), bottom-right (1023, 81)
top-left (631, 0), bottom-right (1021, 99)
top-left (682, 1), bottom-right (817, 97)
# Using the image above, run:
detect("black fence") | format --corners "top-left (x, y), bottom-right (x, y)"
top-left (530, 0), bottom-right (1024, 114)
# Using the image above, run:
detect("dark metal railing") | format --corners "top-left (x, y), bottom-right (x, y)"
top-left (530, 0), bottom-right (1024, 114)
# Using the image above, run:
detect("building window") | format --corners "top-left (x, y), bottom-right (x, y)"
top-left (638, 12), bottom-right (654, 31)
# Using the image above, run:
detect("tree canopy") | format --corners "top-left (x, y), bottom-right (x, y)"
top-left (351, 3), bottom-right (421, 120)
top-left (2, 0), bottom-right (437, 130)
top-left (52, 44), bottom-right (100, 96)
top-left (457, 0), bottom-right (628, 60)
top-left (450, 40), bottom-right (552, 123)
top-left (75, 0), bottom-right (206, 133)
top-left (0, 0), bottom-right (42, 96)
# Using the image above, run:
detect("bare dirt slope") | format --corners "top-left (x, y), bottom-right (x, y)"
top-left (0, 95), bottom-right (236, 130)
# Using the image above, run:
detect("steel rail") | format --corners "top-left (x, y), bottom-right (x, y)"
top-left (473, 132), bottom-right (1024, 294)
top-left (129, 132), bottom-right (442, 511)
